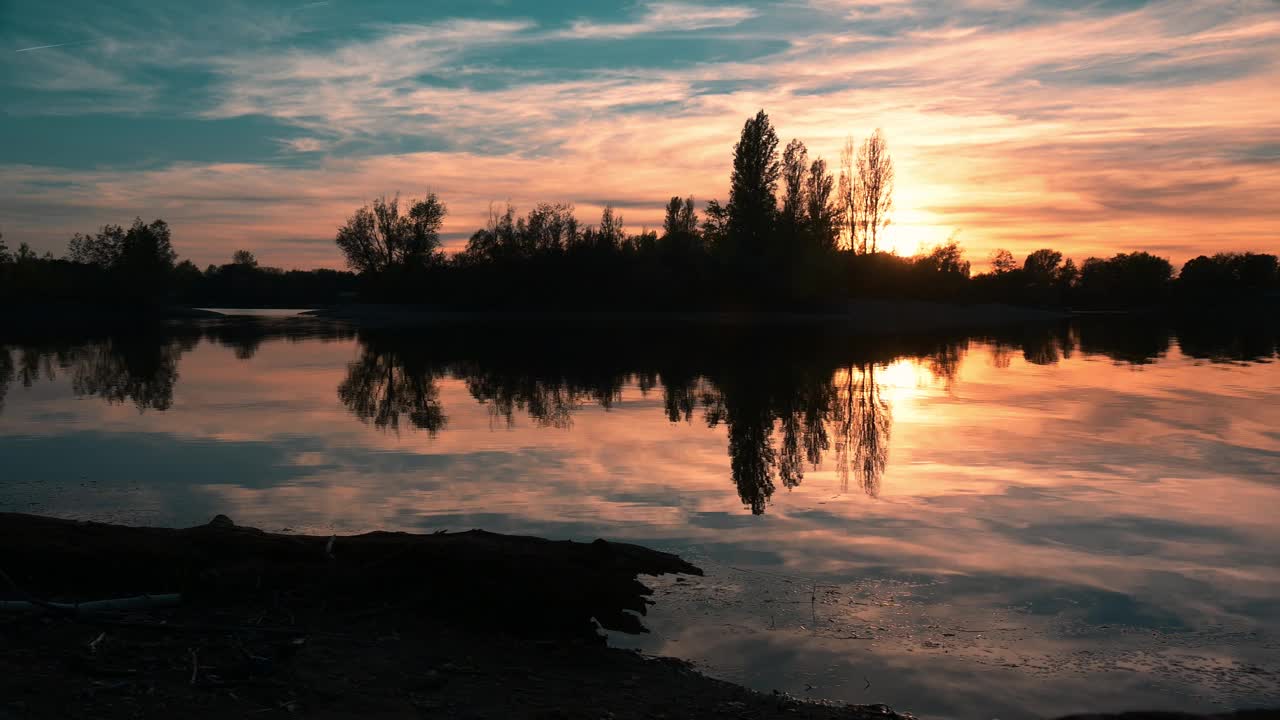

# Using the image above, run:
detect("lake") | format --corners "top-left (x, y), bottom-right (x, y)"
top-left (2, 316), bottom-right (1278, 718)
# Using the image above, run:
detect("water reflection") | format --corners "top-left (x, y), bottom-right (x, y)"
top-left (332, 329), bottom-right (955, 512)
top-left (2, 317), bottom-right (1279, 516)
top-left (834, 364), bottom-right (892, 496)
top-left (0, 319), bottom-right (354, 415)
top-left (3, 315), bottom-right (1279, 717)
top-left (1, 334), bottom-right (190, 412)
top-left (338, 336), bottom-right (447, 435)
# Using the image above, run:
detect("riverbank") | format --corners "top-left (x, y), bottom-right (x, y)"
top-left (0, 304), bottom-right (224, 333)
top-left (0, 513), bottom-right (909, 720)
top-left (304, 300), bottom-right (1065, 333)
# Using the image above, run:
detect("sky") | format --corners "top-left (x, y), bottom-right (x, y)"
top-left (2, 0), bottom-right (1278, 270)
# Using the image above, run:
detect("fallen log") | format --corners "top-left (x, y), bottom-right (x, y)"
top-left (0, 513), bottom-right (701, 636)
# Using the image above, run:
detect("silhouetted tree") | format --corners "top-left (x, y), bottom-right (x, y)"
top-left (918, 239), bottom-right (971, 277)
top-left (1179, 252), bottom-right (1279, 304)
top-left (1078, 251), bottom-right (1174, 308)
top-left (1023, 249), bottom-right (1063, 284)
top-left (855, 130), bottom-right (894, 254)
top-left (662, 196), bottom-right (698, 237)
top-left (990, 249), bottom-right (1018, 274)
top-left (460, 202), bottom-right (517, 264)
top-left (116, 219), bottom-right (176, 286)
top-left (726, 110), bottom-right (781, 264)
top-left (335, 194), bottom-right (446, 275)
top-left (780, 139), bottom-right (809, 238)
top-left (599, 205), bottom-right (626, 251)
top-left (522, 202), bottom-right (579, 255)
top-left (803, 158), bottom-right (839, 252)
top-left (65, 218), bottom-right (176, 302)
top-left (67, 226), bottom-right (125, 268)
top-left (661, 196), bottom-right (702, 256)
top-left (1022, 248), bottom-right (1065, 304)
top-left (700, 200), bottom-right (730, 251)
top-left (0, 232), bottom-right (10, 264)
top-left (838, 137), bottom-right (856, 251)
top-left (1057, 258), bottom-right (1080, 297)
top-left (232, 249), bottom-right (258, 268)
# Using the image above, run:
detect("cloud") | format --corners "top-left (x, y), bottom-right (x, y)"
top-left (0, 0), bottom-right (1277, 266)
top-left (277, 137), bottom-right (329, 153)
top-left (566, 2), bottom-right (759, 38)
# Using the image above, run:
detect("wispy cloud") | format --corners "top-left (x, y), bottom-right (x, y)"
top-left (566, 2), bottom-right (759, 38)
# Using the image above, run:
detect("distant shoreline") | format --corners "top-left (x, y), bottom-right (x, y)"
top-left (8, 299), bottom-right (1274, 338)
top-left (302, 300), bottom-right (1068, 333)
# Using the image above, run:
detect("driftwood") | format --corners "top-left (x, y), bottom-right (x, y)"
top-left (0, 513), bottom-right (701, 635)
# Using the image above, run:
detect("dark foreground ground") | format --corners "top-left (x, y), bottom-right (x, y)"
top-left (0, 513), bottom-right (907, 720)
top-left (0, 514), bottom-right (1275, 720)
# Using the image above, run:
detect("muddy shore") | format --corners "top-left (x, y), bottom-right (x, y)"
top-left (0, 513), bottom-right (910, 719)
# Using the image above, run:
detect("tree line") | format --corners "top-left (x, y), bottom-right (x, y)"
top-left (0, 224), bottom-right (358, 308)
top-left (2, 110), bottom-right (1276, 310)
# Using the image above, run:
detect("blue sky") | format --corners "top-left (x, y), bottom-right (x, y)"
top-left (2, 0), bottom-right (1278, 267)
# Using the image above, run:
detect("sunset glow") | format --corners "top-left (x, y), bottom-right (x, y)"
top-left (2, 1), bottom-right (1277, 269)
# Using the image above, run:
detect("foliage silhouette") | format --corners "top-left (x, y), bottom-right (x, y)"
top-left (1178, 252), bottom-right (1279, 305)
top-left (727, 110), bottom-right (782, 270)
top-left (852, 130), bottom-right (895, 255)
top-left (336, 194), bottom-right (447, 276)
top-left (2, 113), bottom-right (1275, 313)
top-left (232, 249), bottom-right (259, 268)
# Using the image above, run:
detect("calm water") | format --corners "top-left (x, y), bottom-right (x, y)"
top-left (2, 317), bottom-right (1278, 718)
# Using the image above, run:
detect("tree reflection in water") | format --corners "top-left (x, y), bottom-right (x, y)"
top-left (1, 334), bottom-right (191, 412)
top-left (832, 363), bottom-right (892, 497)
top-left (337, 342), bottom-right (446, 435)
top-left (0, 319), bottom-right (352, 415)
top-left (4, 316), bottom-right (1277, 515)
top-left (336, 329), bottom-right (939, 513)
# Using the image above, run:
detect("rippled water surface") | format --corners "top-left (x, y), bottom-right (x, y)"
top-left (2, 317), bottom-right (1278, 718)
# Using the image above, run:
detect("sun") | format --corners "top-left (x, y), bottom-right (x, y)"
top-left (874, 183), bottom-right (955, 258)
top-left (878, 224), bottom-right (923, 257)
